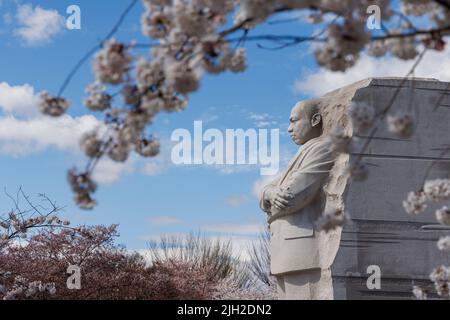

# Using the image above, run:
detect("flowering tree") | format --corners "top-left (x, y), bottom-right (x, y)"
top-left (0, 189), bottom-right (70, 299)
top-left (1, 227), bottom-right (275, 300)
top-left (0, 195), bottom-right (273, 299)
top-left (0, 188), bottom-right (70, 251)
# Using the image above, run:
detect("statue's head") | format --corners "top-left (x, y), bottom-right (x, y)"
top-left (288, 99), bottom-right (322, 145)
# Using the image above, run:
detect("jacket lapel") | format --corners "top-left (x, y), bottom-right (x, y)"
top-left (278, 138), bottom-right (319, 186)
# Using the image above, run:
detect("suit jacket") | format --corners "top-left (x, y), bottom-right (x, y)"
top-left (259, 136), bottom-right (335, 275)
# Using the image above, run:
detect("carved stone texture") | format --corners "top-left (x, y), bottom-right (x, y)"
top-left (330, 78), bottom-right (450, 300)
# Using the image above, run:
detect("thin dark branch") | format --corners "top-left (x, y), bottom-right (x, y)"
top-left (219, 7), bottom-right (292, 38)
top-left (19, 187), bottom-right (42, 215)
top-left (373, 25), bottom-right (450, 41)
top-left (227, 24), bottom-right (450, 47)
top-left (357, 48), bottom-right (428, 160)
top-left (104, 0), bottom-right (140, 40)
top-left (56, 3), bottom-right (450, 96)
top-left (421, 147), bottom-right (450, 186)
top-left (254, 12), bottom-right (342, 50)
top-left (57, 46), bottom-right (101, 97)
top-left (227, 34), bottom-right (326, 44)
top-left (57, 0), bottom-right (139, 96)
top-left (391, 9), bottom-right (418, 31)
top-left (268, 14), bottom-right (305, 25)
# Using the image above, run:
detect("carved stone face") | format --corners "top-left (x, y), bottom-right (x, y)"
top-left (287, 101), bottom-right (322, 145)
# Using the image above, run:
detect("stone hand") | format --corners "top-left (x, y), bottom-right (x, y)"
top-left (263, 185), bottom-right (277, 205)
top-left (271, 189), bottom-right (294, 210)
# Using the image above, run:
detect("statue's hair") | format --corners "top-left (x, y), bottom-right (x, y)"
top-left (294, 99), bottom-right (321, 120)
top-left (296, 97), bottom-right (350, 136)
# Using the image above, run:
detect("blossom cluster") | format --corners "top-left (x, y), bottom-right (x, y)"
top-left (437, 236), bottom-right (450, 251)
top-left (328, 127), bottom-right (359, 154)
top-left (39, 92), bottom-right (70, 117)
top-left (1, 206), bottom-right (70, 249)
top-left (67, 168), bottom-right (98, 209)
top-left (412, 285), bottom-right (427, 299)
top-left (212, 276), bottom-right (277, 300)
top-left (436, 206), bottom-right (450, 225)
top-left (403, 179), bottom-right (450, 216)
top-left (429, 265), bottom-right (450, 297)
top-left (1, 276), bottom-right (56, 300)
top-left (316, 207), bottom-right (346, 232)
top-left (402, 178), bottom-right (450, 298)
top-left (0, 192), bottom-right (73, 300)
top-left (424, 179), bottom-right (450, 202)
top-left (386, 112), bottom-right (415, 139)
top-left (403, 191), bottom-right (428, 215)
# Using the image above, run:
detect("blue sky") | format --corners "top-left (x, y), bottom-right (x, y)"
top-left (1, 0), bottom-right (449, 255)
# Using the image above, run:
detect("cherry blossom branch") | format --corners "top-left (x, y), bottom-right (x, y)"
top-left (225, 24), bottom-right (450, 47)
top-left (390, 9), bottom-right (419, 30)
top-left (55, 3), bottom-right (449, 102)
top-left (0, 189), bottom-right (71, 246)
top-left (37, 0), bottom-right (450, 209)
top-left (372, 25), bottom-right (450, 41)
top-left (57, 0), bottom-right (139, 96)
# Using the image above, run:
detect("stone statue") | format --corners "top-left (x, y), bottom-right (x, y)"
top-left (259, 99), bottom-right (337, 300)
top-left (259, 78), bottom-right (450, 300)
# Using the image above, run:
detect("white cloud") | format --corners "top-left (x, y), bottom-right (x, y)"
top-left (139, 232), bottom-right (187, 243)
top-left (248, 112), bottom-right (270, 121)
top-left (248, 112), bottom-right (280, 128)
top-left (0, 114), bottom-right (102, 156)
top-left (200, 223), bottom-right (264, 236)
top-left (0, 112), bottom-right (132, 184)
top-left (137, 233), bottom-right (261, 262)
top-left (294, 47), bottom-right (450, 97)
top-left (0, 82), bottom-right (39, 116)
top-left (92, 157), bottom-right (134, 185)
top-left (0, 82), bottom-right (134, 185)
top-left (225, 195), bottom-right (247, 207)
top-left (140, 139), bottom-right (173, 176)
top-left (255, 121), bottom-right (271, 128)
top-left (15, 4), bottom-right (64, 46)
top-left (141, 161), bottom-right (168, 176)
top-left (147, 216), bottom-right (184, 226)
